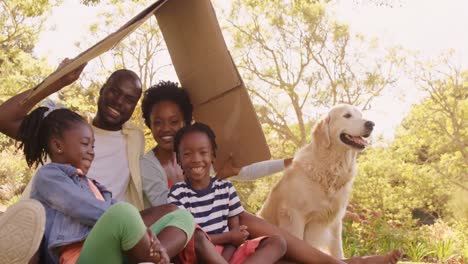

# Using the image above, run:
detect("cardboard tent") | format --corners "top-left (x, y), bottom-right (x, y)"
top-left (23, 0), bottom-right (270, 169)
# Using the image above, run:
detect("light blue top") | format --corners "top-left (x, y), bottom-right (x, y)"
top-left (30, 163), bottom-right (114, 263)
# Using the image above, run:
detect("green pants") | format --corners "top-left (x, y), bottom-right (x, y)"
top-left (77, 202), bottom-right (194, 264)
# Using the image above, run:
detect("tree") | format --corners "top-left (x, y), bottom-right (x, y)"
top-left (409, 53), bottom-right (467, 192)
top-left (79, 1), bottom-right (169, 91)
top-left (225, 0), bottom-right (402, 155)
top-left (0, 0), bottom-right (55, 102)
top-left (0, 0), bottom-right (58, 202)
top-left (353, 55), bottom-right (467, 222)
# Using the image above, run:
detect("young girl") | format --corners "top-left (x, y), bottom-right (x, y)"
top-left (18, 106), bottom-right (194, 264)
top-left (168, 122), bottom-right (287, 264)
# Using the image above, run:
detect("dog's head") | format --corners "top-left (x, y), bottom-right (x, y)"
top-left (313, 104), bottom-right (374, 150)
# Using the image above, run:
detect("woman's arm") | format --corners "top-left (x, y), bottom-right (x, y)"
top-left (140, 157), bottom-right (169, 206)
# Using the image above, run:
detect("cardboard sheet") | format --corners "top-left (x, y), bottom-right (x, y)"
top-left (156, 0), bottom-right (270, 169)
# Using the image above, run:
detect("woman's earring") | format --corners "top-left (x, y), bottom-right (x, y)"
top-left (58, 149), bottom-right (62, 153)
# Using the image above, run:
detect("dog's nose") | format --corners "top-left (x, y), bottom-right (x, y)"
top-left (365, 121), bottom-right (375, 130)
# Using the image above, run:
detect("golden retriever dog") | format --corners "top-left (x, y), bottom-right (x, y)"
top-left (258, 104), bottom-right (374, 258)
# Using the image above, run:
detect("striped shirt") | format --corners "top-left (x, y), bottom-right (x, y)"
top-left (168, 178), bottom-right (244, 235)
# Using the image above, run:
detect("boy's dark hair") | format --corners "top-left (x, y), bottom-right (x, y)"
top-left (17, 107), bottom-right (87, 168)
top-left (141, 81), bottom-right (193, 128)
top-left (173, 122), bottom-right (218, 164)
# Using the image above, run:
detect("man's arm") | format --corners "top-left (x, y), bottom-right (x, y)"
top-left (217, 158), bottom-right (292, 181)
top-left (0, 59), bottom-right (86, 139)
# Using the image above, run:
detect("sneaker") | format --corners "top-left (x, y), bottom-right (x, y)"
top-left (0, 199), bottom-right (45, 264)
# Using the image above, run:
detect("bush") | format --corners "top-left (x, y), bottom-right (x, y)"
top-left (405, 241), bottom-right (433, 262)
top-left (0, 147), bottom-right (33, 203)
top-left (342, 205), bottom-right (407, 257)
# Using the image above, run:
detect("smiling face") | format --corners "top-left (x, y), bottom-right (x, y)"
top-left (50, 122), bottom-right (95, 175)
top-left (178, 131), bottom-right (214, 189)
top-left (94, 74), bottom-right (142, 131)
top-left (327, 104), bottom-right (375, 150)
top-left (150, 100), bottom-right (185, 152)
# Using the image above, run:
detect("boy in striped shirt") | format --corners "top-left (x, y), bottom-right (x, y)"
top-left (168, 122), bottom-right (287, 264)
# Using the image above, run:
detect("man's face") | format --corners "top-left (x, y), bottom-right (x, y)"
top-left (95, 77), bottom-right (142, 131)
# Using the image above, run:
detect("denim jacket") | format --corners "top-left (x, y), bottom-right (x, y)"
top-left (30, 163), bottom-right (114, 263)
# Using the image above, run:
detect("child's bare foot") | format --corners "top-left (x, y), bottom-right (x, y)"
top-left (344, 249), bottom-right (402, 264)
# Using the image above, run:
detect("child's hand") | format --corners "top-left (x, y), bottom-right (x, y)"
top-left (239, 225), bottom-right (249, 240)
top-left (230, 226), bottom-right (248, 246)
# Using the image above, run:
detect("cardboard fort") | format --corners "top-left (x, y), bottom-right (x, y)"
top-left (23, 0), bottom-right (271, 170)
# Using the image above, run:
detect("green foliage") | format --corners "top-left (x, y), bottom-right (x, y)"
top-left (405, 241), bottom-right (433, 262)
top-left (0, 0), bottom-right (57, 203)
top-left (232, 173), bottom-right (282, 214)
top-left (419, 220), bottom-right (459, 262)
top-left (76, 0), bottom-right (167, 91)
top-left (0, 146), bottom-right (33, 203)
top-left (57, 82), bottom-right (99, 118)
top-left (0, 0), bottom-right (55, 150)
top-left (342, 213), bottom-right (407, 257)
top-left (431, 239), bottom-right (455, 263)
top-left (353, 68), bottom-right (467, 225)
top-left (0, 0), bottom-right (54, 103)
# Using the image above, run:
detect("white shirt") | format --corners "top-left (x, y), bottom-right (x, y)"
top-left (87, 126), bottom-right (130, 202)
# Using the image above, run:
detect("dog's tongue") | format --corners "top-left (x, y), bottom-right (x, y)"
top-left (351, 136), bottom-right (368, 146)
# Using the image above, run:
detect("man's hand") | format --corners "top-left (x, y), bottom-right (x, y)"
top-left (216, 153), bottom-right (241, 180)
top-left (54, 58), bottom-right (87, 88)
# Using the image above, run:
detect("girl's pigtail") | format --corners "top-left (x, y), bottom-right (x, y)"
top-left (17, 107), bottom-right (49, 168)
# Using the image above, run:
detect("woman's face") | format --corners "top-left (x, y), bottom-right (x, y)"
top-left (150, 100), bottom-right (185, 152)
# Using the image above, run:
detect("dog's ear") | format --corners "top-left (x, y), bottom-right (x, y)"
top-left (312, 115), bottom-right (331, 148)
